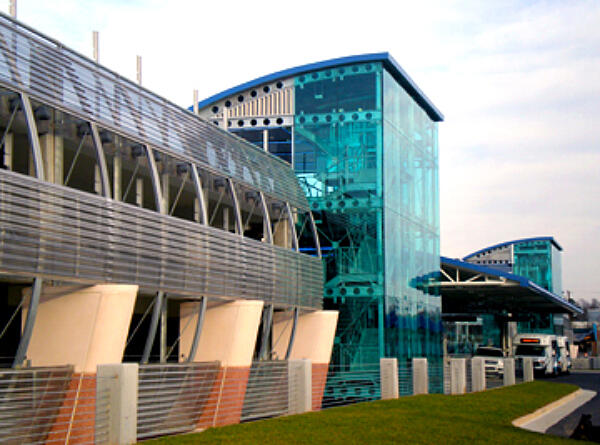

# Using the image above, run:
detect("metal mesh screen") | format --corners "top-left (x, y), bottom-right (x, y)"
top-left (137, 362), bottom-right (220, 440)
top-left (241, 361), bottom-right (288, 422)
top-left (0, 170), bottom-right (323, 309)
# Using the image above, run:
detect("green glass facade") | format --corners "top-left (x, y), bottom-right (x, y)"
top-left (294, 62), bottom-right (441, 367)
top-left (513, 239), bottom-right (563, 333)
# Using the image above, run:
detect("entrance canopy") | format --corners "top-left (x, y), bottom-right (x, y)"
top-left (439, 256), bottom-right (582, 316)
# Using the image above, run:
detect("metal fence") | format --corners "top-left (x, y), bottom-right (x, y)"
top-left (398, 360), bottom-right (413, 396)
top-left (428, 358), bottom-right (446, 394)
top-left (241, 361), bottom-right (288, 422)
top-left (319, 363), bottom-right (381, 409)
top-left (137, 362), bottom-right (220, 440)
top-left (0, 366), bottom-right (110, 445)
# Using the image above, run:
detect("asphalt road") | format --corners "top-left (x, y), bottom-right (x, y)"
top-left (545, 371), bottom-right (600, 438)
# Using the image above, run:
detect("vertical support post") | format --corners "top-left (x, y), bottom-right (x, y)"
top-left (187, 297), bottom-right (206, 362)
top-left (9, 0), bottom-right (16, 18)
top-left (141, 291), bottom-right (164, 364)
top-left (380, 358), bottom-right (399, 399)
top-left (412, 358), bottom-right (428, 395)
top-left (159, 296), bottom-right (167, 363)
top-left (503, 358), bottom-right (515, 386)
top-left (3, 132), bottom-right (13, 170)
top-left (193, 90), bottom-right (199, 115)
top-left (307, 212), bottom-right (321, 258)
top-left (288, 359), bottom-right (312, 415)
top-left (136, 55), bottom-right (142, 86)
top-left (222, 107), bottom-right (228, 130)
top-left (13, 278), bottom-right (42, 368)
top-left (258, 304), bottom-right (273, 360)
top-left (284, 308), bottom-right (299, 360)
top-left (97, 363), bottom-right (138, 445)
top-left (92, 31), bottom-right (99, 63)
top-left (471, 357), bottom-right (486, 392)
top-left (262, 129), bottom-right (269, 152)
top-left (450, 358), bottom-right (466, 395)
top-left (285, 203), bottom-right (298, 251)
top-left (113, 153), bottom-right (122, 200)
top-left (523, 357), bottom-right (534, 382)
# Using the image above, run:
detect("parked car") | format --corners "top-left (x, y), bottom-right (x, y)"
top-left (513, 333), bottom-right (560, 376)
top-left (474, 346), bottom-right (504, 376)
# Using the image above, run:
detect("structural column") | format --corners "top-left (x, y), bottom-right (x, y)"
top-left (272, 310), bottom-right (338, 410)
top-left (179, 299), bottom-right (264, 427)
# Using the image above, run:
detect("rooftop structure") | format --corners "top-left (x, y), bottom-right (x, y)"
top-left (196, 52), bottom-right (444, 368)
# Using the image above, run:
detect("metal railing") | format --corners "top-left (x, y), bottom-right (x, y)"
top-left (318, 363), bottom-right (381, 409)
top-left (398, 360), bottom-right (413, 396)
top-left (241, 361), bottom-right (288, 422)
top-left (137, 362), bottom-right (220, 440)
top-left (0, 366), bottom-right (111, 445)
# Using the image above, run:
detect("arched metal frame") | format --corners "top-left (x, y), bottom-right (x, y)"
top-left (227, 178), bottom-right (243, 235)
top-left (259, 191), bottom-right (273, 244)
top-left (258, 304), bottom-right (274, 361)
top-left (308, 211), bottom-right (322, 258)
top-left (141, 291), bottom-right (164, 364)
top-left (187, 296), bottom-right (207, 362)
top-left (190, 164), bottom-right (209, 225)
top-left (12, 92), bottom-right (45, 368)
top-left (89, 122), bottom-right (111, 199)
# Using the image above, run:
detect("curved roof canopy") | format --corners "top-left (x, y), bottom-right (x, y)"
top-left (439, 256), bottom-right (582, 316)
top-left (463, 236), bottom-right (563, 261)
top-left (194, 52), bottom-right (444, 122)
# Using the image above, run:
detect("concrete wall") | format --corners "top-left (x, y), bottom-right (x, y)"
top-left (272, 310), bottom-right (338, 410)
top-left (24, 284), bottom-right (138, 373)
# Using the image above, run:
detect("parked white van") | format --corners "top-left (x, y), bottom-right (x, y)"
top-left (513, 333), bottom-right (559, 376)
top-left (556, 336), bottom-right (572, 373)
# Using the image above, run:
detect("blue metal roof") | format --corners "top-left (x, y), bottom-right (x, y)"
top-left (193, 52), bottom-right (444, 122)
top-left (440, 256), bottom-right (581, 314)
top-left (463, 236), bottom-right (563, 260)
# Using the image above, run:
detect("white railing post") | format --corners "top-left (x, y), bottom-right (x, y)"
top-left (471, 357), bottom-right (486, 392)
top-left (412, 358), bottom-right (428, 395)
top-left (97, 363), bottom-right (138, 444)
top-left (380, 358), bottom-right (399, 399)
top-left (523, 358), bottom-right (534, 382)
top-left (450, 358), bottom-right (466, 395)
top-left (503, 358), bottom-right (516, 386)
top-left (288, 359), bottom-right (312, 414)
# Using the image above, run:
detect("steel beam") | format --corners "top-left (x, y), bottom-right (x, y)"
top-left (141, 291), bottom-right (164, 364)
top-left (259, 192), bottom-right (273, 244)
top-left (190, 164), bottom-right (208, 225)
top-left (145, 145), bottom-right (164, 213)
top-left (13, 278), bottom-right (42, 368)
top-left (285, 307), bottom-right (299, 360)
top-left (89, 122), bottom-right (111, 198)
top-left (20, 93), bottom-right (44, 181)
top-left (258, 304), bottom-right (273, 360)
top-left (227, 178), bottom-right (243, 235)
top-left (187, 296), bottom-right (207, 362)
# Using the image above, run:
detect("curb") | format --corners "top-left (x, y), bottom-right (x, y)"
top-left (512, 389), bottom-right (597, 433)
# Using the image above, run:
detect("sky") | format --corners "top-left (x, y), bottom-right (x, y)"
top-left (2, 0), bottom-right (599, 302)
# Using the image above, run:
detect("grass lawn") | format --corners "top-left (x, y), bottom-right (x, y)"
top-left (147, 381), bottom-right (593, 444)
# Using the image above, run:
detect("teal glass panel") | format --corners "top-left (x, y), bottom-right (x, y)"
top-left (294, 63), bottom-right (385, 368)
top-left (513, 240), bottom-right (553, 291)
top-left (382, 70), bottom-right (441, 362)
top-left (513, 239), bottom-right (561, 334)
